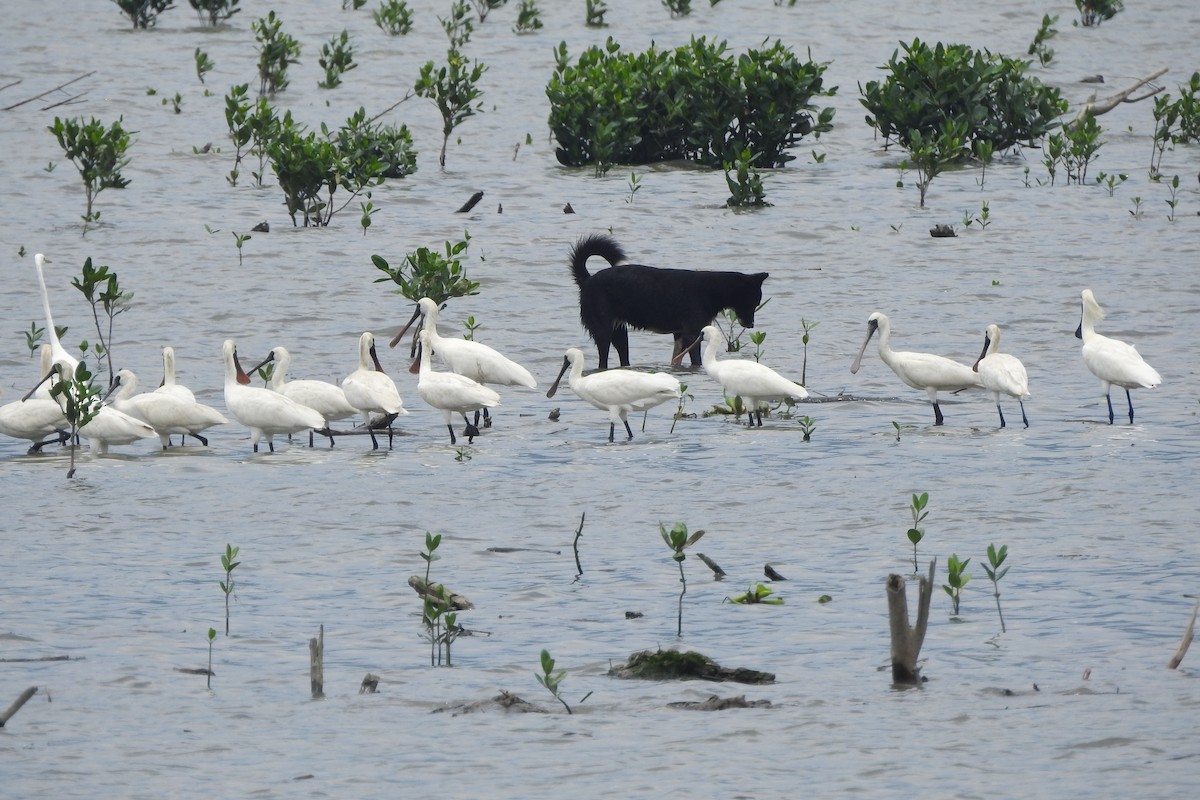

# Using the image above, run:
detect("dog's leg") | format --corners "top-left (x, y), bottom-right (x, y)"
top-left (613, 325), bottom-right (631, 367)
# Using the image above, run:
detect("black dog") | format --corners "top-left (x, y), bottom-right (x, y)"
top-left (569, 233), bottom-right (768, 368)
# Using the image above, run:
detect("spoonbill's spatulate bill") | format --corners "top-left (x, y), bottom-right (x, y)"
top-left (699, 325), bottom-right (807, 427)
top-left (392, 296), bottom-right (536, 428)
top-left (1076, 289), bottom-right (1161, 424)
top-left (222, 339), bottom-right (326, 453)
top-left (258, 346), bottom-right (358, 447)
top-left (414, 329), bottom-right (501, 445)
top-left (850, 311), bottom-right (982, 426)
top-left (972, 324), bottom-right (1030, 429)
top-left (342, 332), bottom-right (407, 450)
top-left (546, 348), bottom-right (680, 442)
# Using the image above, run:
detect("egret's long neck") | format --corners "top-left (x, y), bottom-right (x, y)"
top-left (35, 258), bottom-right (62, 352)
top-left (162, 349), bottom-right (176, 386)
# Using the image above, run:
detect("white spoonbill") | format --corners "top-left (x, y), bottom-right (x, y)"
top-left (699, 325), bottom-right (808, 427)
top-left (546, 348), bottom-right (680, 442)
top-left (0, 395), bottom-right (69, 452)
top-left (1076, 289), bottom-right (1161, 424)
top-left (415, 330), bottom-right (501, 445)
top-left (77, 401), bottom-right (158, 455)
top-left (154, 345), bottom-right (212, 445)
top-left (342, 332), bottom-right (408, 450)
top-left (850, 312), bottom-right (982, 426)
top-left (972, 324), bottom-right (1030, 428)
top-left (222, 339), bottom-right (325, 453)
top-left (255, 345), bottom-right (358, 447)
top-left (110, 368), bottom-right (229, 449)
top-left (392, 297), bottom-right (536, 427)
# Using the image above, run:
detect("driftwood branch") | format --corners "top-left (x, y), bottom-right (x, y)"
top-left (0, 686), bottom-right (38, 727)
top-left (408, 575), bottom-right (473, 610)
top-left (1168, 600), bottom-right (1198, 670)
top-left (1071, 68), bottom-right (1169, 126)
top-left (696, 553), bottom-right (726, 578)
top-left (886, 559), bottom-right (936, 685)
top-left (3, 71), bottom-right (96, 111)
top-left (309, 624), bottom-right (324, 700)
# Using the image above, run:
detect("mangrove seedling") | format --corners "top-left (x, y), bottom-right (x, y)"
top-left (359, 197), bottom-right (376, 236)
top-left (206, 627), bottom-right (216, 689)
top-left (71, 257), bottom-right (133, 387)
top-left (253, 11), bottom-right (301, 97)
top-left (161, 92), bottom-right (183, 115)
top-left (727, 582), bottom-right (784, 605)
top-left (1027, 13), bottom-right (1058, 67)
top-left (194, 48), bottom-right (214, 84)
top-left (439, 1), bottom-right (474, 48)
top-left (318, 30), bottom-right (357, 89)
top-left (1075, 0), bottom-right (1123, 27)
top-left (725, 148), bottom-right (771, 207)
top-left (661, 522), bottom-right (705, 637)
top-left (1095, 171), bottom-right (1127, 197)
top-left (625, 171), bottom-right (642, 204)
top-left (983, 543), bottom-right (1010, 632)
top-left (906, 492), bottom-right (929, 573)
top-left (219, 544), bottom-right (240, 636)
top-left (669, 382), bottom-right (692, 434)
top-left (461, 314), bottom-right (481, 341)
top-left (513, 0), bottom-right (542, 32)
top-left (372, 232), bottom-right (480, 306)
top-left (374, 0), bottom-right (413, 35)
top-left (49, 361), bottom-right (102, 479)
top-left (796, 415), bottom-right (815, 441)
top-left (470, 0), bottom-right (507, 21)
top-left (585, 0), bottom-right (607, 27)
top-left (799, 318), bottom-right (818, 385)
top-left (415, 47), bottom-right (488, 168)
top-left (535, 649), bottom-right (573, 714)
top-left (1129, 196), bottom-right (1143, 218)
top-left (190, 0), bottom-right (241, 27)
top-left (1166, 174), bottom-right (1181, 222)
top-left (49, 116), bottom-right (133, 227)
top-left (113, 0), bottom-right (174, 29)
top-left (943, 553), bottom-right (971, 616)
top-left (749, 330), bottom-right (767, 363)
top-left (662, 0), bottom-right (692, 17)
top-left (232, 231), bottom-right (250, 264)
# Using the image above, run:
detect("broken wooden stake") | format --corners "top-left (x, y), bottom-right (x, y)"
top-left (359, 673), bottom-right (380, 694)
top-left (1168, 600), bottom-right (1198, 670)
top-left (0, 686), bottom-right (38, 728)
top-left (886, 559), bottom-right (936, 685)
top-left (696, 553), bottom-right (726, 579)
top-left (1070, 68), bottom-right (1169, 127)
top-left (310, 624), bottom-right (324, 700)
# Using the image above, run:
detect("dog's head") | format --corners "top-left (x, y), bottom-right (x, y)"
top-left (732, 273), bottom-right (769, 327)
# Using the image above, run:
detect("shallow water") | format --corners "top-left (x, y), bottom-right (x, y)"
top-left (2, 1), bottom-right (1199, 797)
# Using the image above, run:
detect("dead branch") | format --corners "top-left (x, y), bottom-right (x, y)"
top-left (408, 575), bottom-right (473, 610)
top-left (1168, 600), bottom-right (1198, 670)
top-left (41, 92), bottom-right (89, 112)
top-left (3, 71), bottom-right (95, 111)
top-left (696, 553), bottom-right (726, 578)
top-left (886, 559), bottom-right (936, 685)
top-left (0, 686), bottom-right (38, 727)
top-left (310, 624), bottom-right (324, 700)
top-left (1071, 68), bottom-right (1169, 126)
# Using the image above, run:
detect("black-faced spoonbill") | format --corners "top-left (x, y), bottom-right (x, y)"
top-left (1075, 289), bottom-right (1161, 424)
top-left (0, 393), bottom-right (69, 452)
top-left (850, 311), bottom-right (982, 426)
top-left (342, 332), bottom-right (408, 450)
top-left (391, 296), bottom-right (536, 428)
top-left (110, 368), bottom-right (229, 449)
top-left (222, 339), bottom-right (326, 453)
top-left (546, 348), bottom-right (680, 442)
top-left (154, 345), bottom-right (216, 445)
top-left (257, 346), bottom-right (358, 447)
top-left (414, 330), bottom-right (501, 445)
top-left (972, 324), bottom-right (1030, 428)
top-left (698, 325), bottom-right (808, 427)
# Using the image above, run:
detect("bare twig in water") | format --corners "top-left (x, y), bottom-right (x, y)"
top-left (0, 687), bottom-right (38, 728)
top-left (573, 512), bottom-right (585, 576)
top-left (1168, 599), bottom-right (1199, 670)
top-left (3, 71), bottom-right (95, 111)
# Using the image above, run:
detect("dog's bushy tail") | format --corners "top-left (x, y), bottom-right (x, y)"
top-left (569, 233), bottom-right (626, 287)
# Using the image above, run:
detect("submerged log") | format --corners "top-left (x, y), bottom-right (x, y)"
top-left (887, 559), bottom-right (936, 685)
top-left (0, 686), bottom-right (38, 728)
top-left (408, 576), bottom-right (473, 610)
top-left (1168, 600), bottom-right (1199, 670)
top-left (435, 690), bottom-right (546, 715)
top-left (1071, 68), bottom-right (1169, 127)
top-left (609, 649), bottom-right (774, 684)
top-left (667, 694), bottom-right (772, 711)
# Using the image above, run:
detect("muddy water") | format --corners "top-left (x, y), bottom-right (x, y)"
top-left (2, 1), bottom-right (1198, 797)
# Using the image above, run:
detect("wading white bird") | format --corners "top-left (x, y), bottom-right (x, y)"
top-left (342, 332), bottom-right (408, 450)
top-left (154, 346), bottom-right (212, 445)
top-left (546, 348), bottom-right (680, 442)
top-left (110, 368), bottom-right (229, 449)
top-left (77, 403), bottom-right (158, 455)
top-left (415, 330), bottom-right (501, 445)
top-left (850, 312), bottom-right (982, 426)
top-left (1076, 289), bottom-right (1161, 424)
top-left (222, 339), bottom-right (325, 453)
top-left (391, 297), bottom-right (536, 427)
top-left (972, 324), bottom-right (1030, 428)
top-left (256, 345), bottom-right (358, 447)
top-left (33, 253), bottom-right (80, 382)
top-left (0, 394), bottom-right (69, 452)
top-left (699, 325), bottom-right (808, 427)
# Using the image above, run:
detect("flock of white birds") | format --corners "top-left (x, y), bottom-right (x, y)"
top-left (0, 254), bottom-right (1164, 455)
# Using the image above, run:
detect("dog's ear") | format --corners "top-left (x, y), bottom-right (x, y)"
top-left (753, 272), bottom-right (769, 286)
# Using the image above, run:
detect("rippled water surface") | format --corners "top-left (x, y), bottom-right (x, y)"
top-left (2, 1), bottom-right (1198, 797)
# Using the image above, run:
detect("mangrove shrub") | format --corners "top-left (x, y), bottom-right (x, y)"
top-left (547, 36), bottom-right (836, 175)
